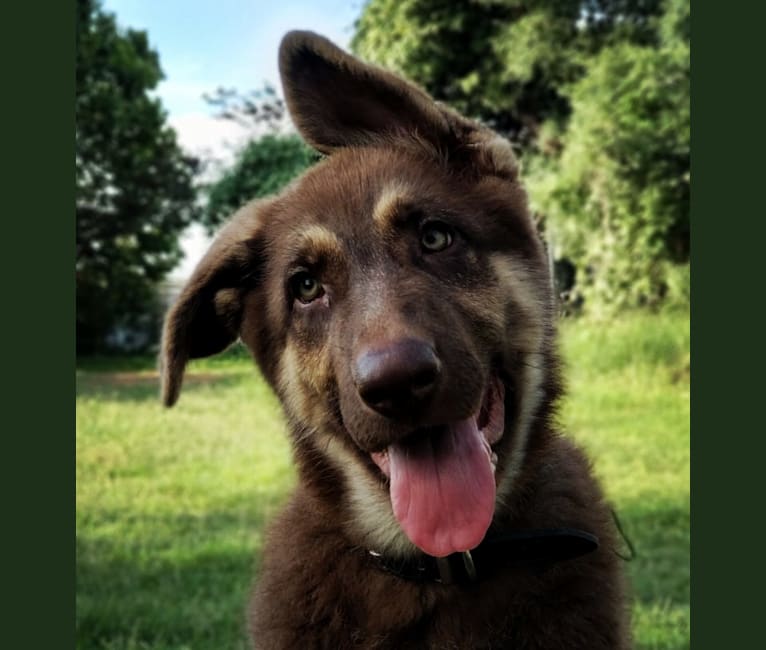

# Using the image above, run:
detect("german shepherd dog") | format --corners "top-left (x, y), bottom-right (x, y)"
top-left (161, 31), bottom-right (629, 649)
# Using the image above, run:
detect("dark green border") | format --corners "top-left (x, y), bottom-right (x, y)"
top-left (5, 0), bottom-right (758, 647)
top-left (2, 2), bottom-right (74, 647)
top-left (692, 2), bottom-right (765, 648)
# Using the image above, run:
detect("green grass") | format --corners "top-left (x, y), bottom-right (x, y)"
top-left (559, 311), bottom-right (690, 648)
top-left (76, 310), bottom-right (689, 649)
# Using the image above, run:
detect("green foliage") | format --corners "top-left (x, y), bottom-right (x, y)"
top-left (203, 134), bottom-right (318, 232)
top-left (352, 0), bottom-right (664, 142)
top-left (77, 311), bottom-right (689, 648)
top-left (528, 0), bottom-right (690, 311)
top-left (76, 0), bottom-right (199, 353)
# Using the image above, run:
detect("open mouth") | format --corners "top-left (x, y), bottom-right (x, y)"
top-left (370, 375), bottom-right (505, 558)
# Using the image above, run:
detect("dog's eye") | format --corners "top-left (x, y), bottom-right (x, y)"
top-left (420, 222), bottom-right (454, 253)
top-left (291, 272), bottom-right (324, 304)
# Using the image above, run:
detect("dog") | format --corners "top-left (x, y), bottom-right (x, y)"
top-left (161, 31), bottom-right (630, 649)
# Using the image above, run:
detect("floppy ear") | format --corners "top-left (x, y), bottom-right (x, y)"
top-left (160, 207), bottom-right (265, 406)
top-left (279, 30), bottom-right (456, 154)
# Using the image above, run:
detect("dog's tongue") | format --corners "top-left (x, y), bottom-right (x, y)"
top-left (388, 418), bottom-right (496, 558)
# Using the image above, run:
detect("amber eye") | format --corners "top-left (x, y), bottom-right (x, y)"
top-left (420, 222), bottom-right (454, 252)
top-left (291, 272), bottom-right (324, 304)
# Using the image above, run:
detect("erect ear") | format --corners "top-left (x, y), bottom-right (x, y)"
top-left (279, 30), bottom-right (455, 154)
top-left (278, 31), bottom-right (519, 180)
top-left (160, 205), bottom-right (265, 407)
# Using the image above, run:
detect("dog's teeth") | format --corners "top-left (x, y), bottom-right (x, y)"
top-left (491, 451), bottom-right (498, 472)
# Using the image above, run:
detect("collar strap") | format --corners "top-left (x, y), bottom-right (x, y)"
top-left (368, 528), bottom-right (599, 585)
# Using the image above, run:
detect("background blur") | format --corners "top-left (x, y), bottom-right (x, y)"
top-left (76, 0), bottom-right (690, 648)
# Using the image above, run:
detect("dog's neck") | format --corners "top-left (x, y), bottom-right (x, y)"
top-left (367, 528), bottom-right (599, 585)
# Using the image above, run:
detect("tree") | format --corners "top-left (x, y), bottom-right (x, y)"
top-left (203, 84), bottom-right (287, 133)
top-left (76, 0), bottom-right (200, 353)
top-left (200, 86), bottom-right (318, 232)
top-left (352, 0), bottom-right (665, 145)
top-left (527, 0), bottom-right (689, 311)
top-left (203, 134), bottom-right (317, 232)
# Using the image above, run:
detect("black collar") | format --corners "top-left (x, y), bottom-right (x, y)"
top-left (368, 528), bottom-right (599, 585)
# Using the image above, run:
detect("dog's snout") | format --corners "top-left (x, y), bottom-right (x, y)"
top-left (354, 339), bottom-right (440, 418)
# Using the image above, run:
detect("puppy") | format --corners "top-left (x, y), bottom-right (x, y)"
top-left (161, 31), bottom-right (630, 649)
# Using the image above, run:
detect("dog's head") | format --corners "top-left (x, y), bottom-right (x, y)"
top-left (162, 32), bottom-right (556, 559)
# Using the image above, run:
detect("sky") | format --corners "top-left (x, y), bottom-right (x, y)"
top-left (101, 0), bottom-right (363, 278)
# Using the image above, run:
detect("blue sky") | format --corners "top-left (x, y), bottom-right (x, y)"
top-left (103, 0), bottom-right (360, 116)
top-left (101, 0), bottom-right (364, 278)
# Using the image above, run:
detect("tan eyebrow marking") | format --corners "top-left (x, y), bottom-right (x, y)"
top-left (372, 182), bottom-right (412, 231)
top-left (297, 224), bottom-right (344, 260)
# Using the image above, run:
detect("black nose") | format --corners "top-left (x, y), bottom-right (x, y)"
top-left (353, 339), bottom-right (440, 418)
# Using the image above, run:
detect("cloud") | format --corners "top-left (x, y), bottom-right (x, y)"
top-left (168, 112), bottom-right (251, 163)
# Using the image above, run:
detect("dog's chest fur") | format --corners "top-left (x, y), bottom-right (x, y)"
top-left (251, 435), bottom-right (626, 649)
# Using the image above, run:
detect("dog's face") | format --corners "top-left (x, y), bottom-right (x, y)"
top-left (162, 32), bottom-right (555, 559)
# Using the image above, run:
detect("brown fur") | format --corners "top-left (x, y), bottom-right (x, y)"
top-left (161, 31), bottom-right (630, 649)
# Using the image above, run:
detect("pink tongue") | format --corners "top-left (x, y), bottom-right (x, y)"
top-left (388, 419), bottom-right (496, 558)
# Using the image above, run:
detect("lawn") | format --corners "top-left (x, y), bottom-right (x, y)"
top-left (76, 310), bottom-right (690, 649)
